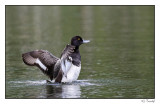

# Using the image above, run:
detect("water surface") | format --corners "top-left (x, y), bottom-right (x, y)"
top-left (6, 6), bottom-right (154, 99)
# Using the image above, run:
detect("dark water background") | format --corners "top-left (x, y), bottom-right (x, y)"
top-left (6, 6), bottom-right (154, 98)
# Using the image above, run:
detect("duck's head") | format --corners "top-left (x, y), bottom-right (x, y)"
top-left (71, 36), bottom-right (90, 47)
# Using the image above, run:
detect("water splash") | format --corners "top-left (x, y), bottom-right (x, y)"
top-left (8, 79), bottom-right (98, 87)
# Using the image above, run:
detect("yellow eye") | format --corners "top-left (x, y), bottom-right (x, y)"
top-left (78, 38), bottom-right (80, 40)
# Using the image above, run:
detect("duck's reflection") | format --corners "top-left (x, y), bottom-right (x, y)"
top-left (45, 83), bottom-right (81, 98)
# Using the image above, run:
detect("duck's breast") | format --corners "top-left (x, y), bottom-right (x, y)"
top-left (61, 64), bottom-right (81, 82)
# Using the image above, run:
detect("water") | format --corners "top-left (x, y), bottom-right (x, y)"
top-left (6, 6), bottom-right (154, 99)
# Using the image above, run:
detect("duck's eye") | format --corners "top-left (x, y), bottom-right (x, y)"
top-left (78, 38), bottom-right (80, 40)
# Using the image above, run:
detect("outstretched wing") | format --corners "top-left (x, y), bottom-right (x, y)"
top-left (60, 44), bottom-right (75, 60)
top-left (60, 45), bottom-right (75, 77)
top-left (22, 50), bottom-right (60, 80)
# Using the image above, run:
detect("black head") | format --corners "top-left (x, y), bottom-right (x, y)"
top-left (71, 36), bottom-right (90, 47)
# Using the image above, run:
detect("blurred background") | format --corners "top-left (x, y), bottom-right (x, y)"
top-left (6, 6), bottom-right (154, 98)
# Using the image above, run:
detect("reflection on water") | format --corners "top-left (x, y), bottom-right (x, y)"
top-left (8, 80), bottom-right (98, 98)
top-left (6, 6), bottom-right (154, 98)
top-left (45, 84), bottom-right (81, 98)
top-left (7, 78), bottom-right (153, 99)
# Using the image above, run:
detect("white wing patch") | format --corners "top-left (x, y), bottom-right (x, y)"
top-left (64, 59), bottom-right (72, 77)
top-left (61, 56), bottom-right (72, 78)
top-left (35, 58), bottom-right (47, 70)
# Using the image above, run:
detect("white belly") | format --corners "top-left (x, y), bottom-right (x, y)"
top-left (61, 64), bottom-right (81, 83)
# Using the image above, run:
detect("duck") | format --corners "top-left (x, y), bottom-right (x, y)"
top-left (22, 36), bottom-right (90, 83)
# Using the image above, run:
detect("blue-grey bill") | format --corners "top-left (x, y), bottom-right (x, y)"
top-left (83, 40), bottom-right (90, 43)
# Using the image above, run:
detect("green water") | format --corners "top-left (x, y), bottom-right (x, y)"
top-left (6, 6), bottom-right (154, 99)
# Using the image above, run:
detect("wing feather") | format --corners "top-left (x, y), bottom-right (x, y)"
top-left (22, 50), bottom-right (60, 80)
top-left (60, 45), bottom-right (75, 60)
top-left (60, 45), bottom-right (75, 77)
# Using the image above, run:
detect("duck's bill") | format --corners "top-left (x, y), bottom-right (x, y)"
top-left (83, 40), bottom-right (90, 43)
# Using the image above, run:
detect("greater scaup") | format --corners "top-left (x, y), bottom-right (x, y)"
top-left (22, 36), bottom-right (90, 83)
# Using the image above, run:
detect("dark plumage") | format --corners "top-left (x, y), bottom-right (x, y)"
top-left (22, 36), bottom-right (90, 83)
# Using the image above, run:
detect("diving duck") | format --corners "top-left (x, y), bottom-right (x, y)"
top-left (22, 36), bottom-right (90, 83)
